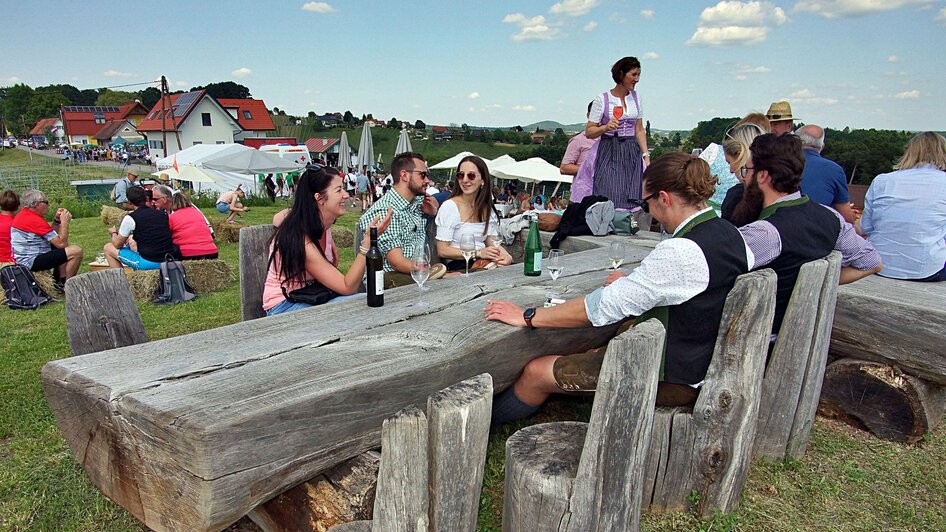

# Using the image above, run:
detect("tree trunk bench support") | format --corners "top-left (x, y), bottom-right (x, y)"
top-left (42, 242), bottom-right (642, 531)
top-left (754, 252), bottom-right (842, 461)
top-left (240, 224), bottom-right (276, 321)
top-left (65, 268), bottom-right (148, 356)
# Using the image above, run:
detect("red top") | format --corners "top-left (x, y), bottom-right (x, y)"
top-left (168, 207), bottom-right (218, 258)
top-left (12, 208), bottom-right (53, 237)
top-left (0, 212), bottom-right (15, 263)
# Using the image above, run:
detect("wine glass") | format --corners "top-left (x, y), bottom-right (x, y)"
top-left (459, 234), bottom-right (476, 277)
top-left (608, 241), bottom-right (625, 270)
top-left (411, 245), bottom-right (431, 307)
top-left (547, 249), bottom-right (564, 281)
top-left (613, 106), bottom-right (624, 120)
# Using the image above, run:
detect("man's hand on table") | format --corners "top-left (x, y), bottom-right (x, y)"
top-left (604, 271), bottom-right (626, 286)
top-left (484, 300), bottom-right (526, 327)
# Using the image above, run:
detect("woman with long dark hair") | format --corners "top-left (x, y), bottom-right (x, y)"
top-left (262, 166), bottom-right (392, 315)
top-left (434, 155), bottom-right (512, 270)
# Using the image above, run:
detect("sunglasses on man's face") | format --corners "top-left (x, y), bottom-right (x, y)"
top-left (456, 172), bottom-right (480, 181)
top-left (409, 170), bottom-right (430, 179)
top-left (629, 191), bottom-right (659, 213)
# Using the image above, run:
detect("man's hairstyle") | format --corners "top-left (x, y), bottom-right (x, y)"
top-left (0, 189), bottom-right (20, 212)
top-left (127, 186), bottom-right (148, 207)
top-left (152, 184), bottom-right (173, 199)
top-left (643, 152), bottom-right (717, 206)
top-left (611, 56), bottom-right (641, 84)
top-left (21, 189), bottom-right (45, 209)
top-left (795, 126), bottom-right (825, 150)
top-left (895, 131), bottom-right (946, 171)
top-left (390, 152), bottom-right (426, 184)
top-left (750, 133), bottom-right (806, 194)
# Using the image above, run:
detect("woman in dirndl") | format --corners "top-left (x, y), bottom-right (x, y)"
top-left (584, 56), bottom-right (650, 210)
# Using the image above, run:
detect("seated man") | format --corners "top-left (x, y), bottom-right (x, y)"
top-left (11, 189), bottom-right (83, 288)
top-left (103, 186), bottom-right (179, 270)
top-left (113, 170), bottom-right (138, 211)
top-left (734, 133), bottom-right (882, 335)
top-left (358, 152), bottom-right (445, 288)
top-left (485, 153), bottom-right (753, 425)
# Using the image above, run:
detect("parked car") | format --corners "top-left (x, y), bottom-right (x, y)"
top-left (2, 138), bottom-right (15, 148)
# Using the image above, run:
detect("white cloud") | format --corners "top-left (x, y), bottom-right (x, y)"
top-left (549, 0), bottom-right (599, 17)
top-left (888, 55), bottom-right (898, 62)
top-left (583, 21), bottom-right (598, 31)
top-left (894, 89), bottom-right (920, 99)
top-left (640, 9), bottom-right (655, 20)
top-left (104, 70), bottom-right (135, 78)
top-left (936, 6), bottom-right (946, 23)
top-left (301, 2), bottom-right (335, 13)
top-left (2, 76), bottom-right (22, 84)
top-left (503, 13), bottom-right (561, 41)
top-left (739, 65), bottom-right (772, 73)
top-left (687, 1), bottom-right (786, 47)
top-left (174, 81), bottom-right (189, 87)
top-left (468, 91), bottom-right (480, 99)
top-left (788, 88), bottom-right (838, 105)
top-left (794, 0), bottom-right (936, 19)
top-left (643, 51), bottom-right (659, 60)
top-left (232, 67), bottom-right (252, 78)
top-left (609, 12), bottom-right (627, 23)
top-left (512, 104), bottom-right (536, 112)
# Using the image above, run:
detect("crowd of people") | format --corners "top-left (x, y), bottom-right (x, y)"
top-left (58, 145), bottom-right (150, 166)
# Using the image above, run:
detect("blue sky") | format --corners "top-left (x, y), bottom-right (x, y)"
top-left (3, 0), bottom-right (944, 131)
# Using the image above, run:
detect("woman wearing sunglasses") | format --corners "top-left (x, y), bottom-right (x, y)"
top-left (435, 155), bottom-right (512, 271)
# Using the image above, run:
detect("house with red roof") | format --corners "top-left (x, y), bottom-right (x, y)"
top-left (94, 120), bottom-right (142, 146)
top-left (30, 117), bottom-right (64, 143)
top-left (137, 90), bottom-right (277, 158)
top-left (60, 105), bottom-right (127, 145)
top-left (118, 102), bottom-right (150, 126)
top-left (304, 137), bottom-right (341, 164)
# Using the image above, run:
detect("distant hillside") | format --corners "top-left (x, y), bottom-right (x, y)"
top-left (523, 121), bottom-right (585, 133)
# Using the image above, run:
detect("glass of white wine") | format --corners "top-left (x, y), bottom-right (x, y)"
top-left (459, 234), bottom-right (476, 277)
top-left (547, 249), bottom-right (564, 281)
top-left (608, 241), bottom-right (625, 270)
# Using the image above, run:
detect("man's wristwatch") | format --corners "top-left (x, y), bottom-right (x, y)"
top-left (523, 307), bottom-right (537, 329)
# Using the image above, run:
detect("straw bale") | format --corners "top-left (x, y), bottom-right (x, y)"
top-left (101, 205), bottom-right (127, 227)
top-left (211, 220), bottom-right (245, 243)
top-left (332, 226), bottom-right (354, 249)
top-left (124, 270), bottom-right (160, 301)
top-left (123, 260), bottom-right (232, 301)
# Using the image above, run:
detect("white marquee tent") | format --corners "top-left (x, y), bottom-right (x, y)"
top-left (156, 144), bottom-right (305, 194)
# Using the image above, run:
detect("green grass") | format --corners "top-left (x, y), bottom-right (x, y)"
top-left (2, 152), bottom-right (945, 530)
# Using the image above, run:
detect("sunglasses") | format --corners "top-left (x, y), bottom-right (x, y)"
top-left (410, 170), bottom-right (430, 178)
top-left (628, 191), bottom-right (659, 213)
top-left (456, 171), bottom-right (480, 181)
top-left (768, 114), bottom-right (791, 120)
top-left (37, 199), bottom-right (50, 205)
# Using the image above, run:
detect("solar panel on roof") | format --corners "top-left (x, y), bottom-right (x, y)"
top-left (172, 91), bottom-right (200, 117)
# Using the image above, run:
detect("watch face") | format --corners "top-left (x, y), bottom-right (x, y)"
top-left (524, 307), bottom-right (536, 319)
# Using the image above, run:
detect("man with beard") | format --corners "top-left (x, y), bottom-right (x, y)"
top-left (358, 152), bottom-right (444, 288)
top-left (735, 133), bottom-right (882, 335)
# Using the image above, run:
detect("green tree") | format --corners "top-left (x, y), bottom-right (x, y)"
top-left (138, 87), bottom-right (161, 109)
top-left (414, 119), bottom-right (426, 130)
top-left (344, 110), bottom-right (354, 125)
top-left (95, 89), bottom-right (138, 106)
top-left (27, 92), bottom-right (68, 122)
top-left (689, 116), bottom-right (739, 150)
top-left (492, 129), bottom-right (506, 143)
top-left (550, 128), bottom-right (568, 147)
top-left (2, 84), bottom-right (35, 136)
top-left (35, 84), bottom-right (81, 105)
top-left (77, 89), bottom-right (99, 106)
top-left (389, 117), bottom-right (399, 128)
top-left (670, 132), bottom-right (682, 148)
top-left (191, 81), bottom-right (251, 99)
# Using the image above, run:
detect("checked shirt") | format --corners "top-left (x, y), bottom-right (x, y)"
top-left (358, 188), bottom-right (427, 272)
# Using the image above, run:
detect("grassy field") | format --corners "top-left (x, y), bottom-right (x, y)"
top-left (1, 152), bottom-right (944, 530)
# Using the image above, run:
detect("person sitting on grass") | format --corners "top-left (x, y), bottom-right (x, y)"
top-left (103, 186), bottom-right (180, 270)
top-left (216, 186), bottom-right (249, 224)
top-left (11, 189), bottom-right (83, 289)
top-left (169, 191), bottom-right (218, 260)
top-left (262, 165), bottom-right (393, 316)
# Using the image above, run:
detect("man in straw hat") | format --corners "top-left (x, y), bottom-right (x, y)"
top-left (765, 100), bottom-right (798, 135)
top-left (113, 169), bottom-right (139, 211)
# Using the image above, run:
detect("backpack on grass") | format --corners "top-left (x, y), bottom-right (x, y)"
top-left (1, 264), bottom-right (54, 310)
top-left (153, 258), bottom-right (197, 305)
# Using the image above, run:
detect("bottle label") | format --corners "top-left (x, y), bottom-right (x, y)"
top-left (532, 252), bottom-right (542, 272)
top-left (374, 271), bottom-right (384, 295)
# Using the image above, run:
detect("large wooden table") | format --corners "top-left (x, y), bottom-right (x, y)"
top-left (42, 232), bottom-right (659, 532)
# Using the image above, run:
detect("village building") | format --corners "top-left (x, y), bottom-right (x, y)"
top-left (57, 102), bottom-right (150, 146)
top-left (29, 117), bottom-right (64, 143)
top-left (304, 137), bottom-right (340, 165)
top-left (136, 90), bottom-right (276, 159)
top-left (94, 119), bottom-right (143, 147)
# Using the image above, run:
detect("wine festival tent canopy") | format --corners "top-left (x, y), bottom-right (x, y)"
top-left (338, 131), bottom-right (351, 171)
top-left (429, 151), bottom-right (475, 170)
top-left (156, 144), bottom-right (305, 194)
top-left (490, 157), bottom-right (573, 195)
top-left (356, 122), bottom-right (375, 172)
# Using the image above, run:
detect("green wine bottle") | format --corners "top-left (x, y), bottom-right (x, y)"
top-left (523, 218), bottom-right (542, 276)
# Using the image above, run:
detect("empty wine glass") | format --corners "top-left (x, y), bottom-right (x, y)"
top-left (547, 249), bottom-right (564, 281)
top-left (459, 233), bottom-right (476, 277)
top-left (608, 241), bottom-right (625, 270)
top-left (411, 245), bottom-right (431, 307)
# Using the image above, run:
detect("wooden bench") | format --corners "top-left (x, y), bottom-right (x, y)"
top-left (824, 273), bottom-right (946, 443)
top-left (64, 268), bottom-right (147, 356)
top-left (754, 252), bottom-right (842, 460)
top-left (239, 224), bottom-right (275, 321)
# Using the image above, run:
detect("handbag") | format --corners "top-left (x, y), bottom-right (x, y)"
top-left (612, 210), bottom-right (640, 236)
top-left (282, 281), bottom-right (338, 306)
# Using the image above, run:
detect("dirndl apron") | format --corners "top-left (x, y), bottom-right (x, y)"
top-left (592, 91), bottom-right (643, 210)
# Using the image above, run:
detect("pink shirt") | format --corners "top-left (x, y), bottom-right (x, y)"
top-left (0, 212), bottom-right (15, 263)
top-left (262, 228), bottom-right (339, 311)
top-left (562, 132), bottom-right (597, 167)
top-left (168, 207), bottom-right (218, 258)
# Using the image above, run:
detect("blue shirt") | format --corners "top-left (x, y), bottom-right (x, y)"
top-left (355, 174), bottom-right (369, 193)
top-left (861, 164), bottom-right (946, 279)
top-left (801, 149), bottom-right (849, 207)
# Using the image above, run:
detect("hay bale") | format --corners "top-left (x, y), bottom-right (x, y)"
top-left (125, 270), bottom-right (160, 301)
top-left (211, 220), bottom-right (245, 243)
top-left (183, 259), bottom-right (232, 295)
top-left (332, 226), bottom-right (354, 249)
top-left (101, 205), bottom-right (127, 227)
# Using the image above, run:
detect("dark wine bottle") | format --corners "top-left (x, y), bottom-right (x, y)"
top-left (366, 227), bottom-right (384, 307)
top-left (523, 218), bottom-right (542, 276)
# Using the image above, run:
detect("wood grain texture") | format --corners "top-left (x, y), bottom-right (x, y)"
top-left (787, 252), bottom-right (842, 459)
top-left (42, 243), bottom-right (630, 531)
top-left (239, 224), bottom-right (275, 321)
top-left (754, 259), bottom-right (828, 460)
top-left (819, 358), bottom-right (946, 443)
top-left (372, 407), bottom-right (428, 532)
top-left (830, 273), bottom-right (946, 386)
top-left (329, 522), bottom-right (371, 532)
top-left (427, 374), bottom-right (492, 532)
top-left (65, 268), bottom-right (147, 356)
top-left (248, 452), bottom-right (380, 532)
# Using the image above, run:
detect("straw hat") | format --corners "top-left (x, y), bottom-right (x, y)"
top-left (766, 101), bottom-right (798, 122)
top-left (126, 169), bottom-right (139, 178)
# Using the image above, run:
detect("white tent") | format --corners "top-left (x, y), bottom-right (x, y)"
top-left (356, 122), bottom-right (374, 172)
top-left (485, 154), bottom-right (516, 174)
top-left (394, 128), bottom-right (413, 156)
top-left (155, 144), bottom-right (304, 194)
top-left (338, 131), bottom-right (351, 170)
top-left (429, 151), bottom-right (476, 170)
top-left (491, 157), bottom-right (573, 195)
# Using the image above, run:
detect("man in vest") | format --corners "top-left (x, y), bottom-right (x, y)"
top-left (103, 186), bottom-right (180, 270)
top-left (485, 153), bottom-right (753, 425)
top-left (735, 133), bottom-right (882, 335)
top-left (113, 170), bottom-right (138, 211)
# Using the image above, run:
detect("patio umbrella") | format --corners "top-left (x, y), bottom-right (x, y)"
top-left (202, 148), bottom-right (304, 174)
top-left (356, 122), bottom-right (374, 173)
top-left (491, 157), bottom-right (572, 195)
top-left (176, 164), bottom-right (224, 184)
top-left (394, 128), bottom-right (413, 156)
top-left (429, 151), bottom-right (476, 170)
top-left (338, 132), bottom-right (351, 170)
